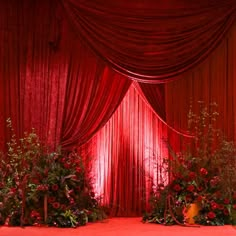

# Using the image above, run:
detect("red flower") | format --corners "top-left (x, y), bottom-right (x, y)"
top-left (52, 202), bottom-right (60, 209)
top-left (75, 167), bottom-right (82, 173)
top-left (188, 172), bottom-right (196, 180)
top-left (187, 185), bottom-right (195, 192)
top-left (0, 182), bottom-right (4, 188)
top-left (211, 202), bottom-right (219, 210)
top-left (223, 208), bottom-right (229, 216)
top-left (200, 168), bottom-right (208, 176)
top-left (48, 196), bottom-right (56, 203)
top-left (173, 184), bottom-right (181, 192)
top-left (233, 204), bottom-right (236, 210)
top-left (63, 163), bottom-right (70, 169)
top-left (51, 184), bottom-right (59, 191)
top-left (197, 186), bottom-right (203, 192)
top-left (207, 211), bottom-right (216, 219)
top-left (37, 184), bottom-right (48, 191)
top-left (30, 210), bottom-right (40, 218)
top-left (224, 198), bottom-right (230, 204)
top-left (197, 195), bottom-right (203, 202)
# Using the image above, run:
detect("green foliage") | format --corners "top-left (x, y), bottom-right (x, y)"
top-left (143, 102), bottom-right (236, 226)
top-left (0, 119), bottom-right (106, 227)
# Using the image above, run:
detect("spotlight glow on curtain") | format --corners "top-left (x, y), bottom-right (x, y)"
top-left (79, 84), bottom-right (168, 216)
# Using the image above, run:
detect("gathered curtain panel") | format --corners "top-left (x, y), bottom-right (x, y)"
top-left (61, 0), bottom-right (236, 83)
top-left (0, 0), bottom-right (131, 151)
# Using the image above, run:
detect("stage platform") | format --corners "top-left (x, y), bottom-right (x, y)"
top-left (1, 217), bottom-right (235, 236)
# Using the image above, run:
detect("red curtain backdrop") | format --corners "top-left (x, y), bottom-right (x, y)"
top-left (1, 0), bottom-right (236, 217)
top-left (165, 21), bottom-right (236, 153)
top-left (79, 84), bottom-right (168, 216)
top-left (61, 0), bottom-right (236, 82)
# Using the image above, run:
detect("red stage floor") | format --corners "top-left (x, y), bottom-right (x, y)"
top-left (0, 217), bottom-right (235, 236)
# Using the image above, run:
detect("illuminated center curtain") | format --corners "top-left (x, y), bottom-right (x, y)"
top-left (80, 83), bottom-right (168, 216)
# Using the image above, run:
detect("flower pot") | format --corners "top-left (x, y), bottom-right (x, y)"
top-left (184, 202), bottom-right (201, 224)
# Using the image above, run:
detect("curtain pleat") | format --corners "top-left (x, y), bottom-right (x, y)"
top-left (79, 84), bottom-right (168, 216)
top-left (165, 21), bottom-right (236, 152)
top-left (61, 0), bottom-right (236, 82)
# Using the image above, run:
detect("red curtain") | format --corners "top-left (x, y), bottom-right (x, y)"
top-left (0, 0), bottom-right (63, 149)
top-left (165, 21), bottom-right (236, 153)
top-left (60, 60), bottom-right (131, 149)
top-left (0, 0), bottom-right (131, 151)
top-left (79, 84), bottom-right (168, 216)
top-left (138, 83), bottom-right (166, 120)
top-left (61, 0), bottom-right (236, 82)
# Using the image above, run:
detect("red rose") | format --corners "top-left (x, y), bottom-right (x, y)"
top-left (224, 198), bottom-right (230, 204)
top-left (173, 184), bottom-right (181, 192)
top-left (197, 195), bottom-right (203, 202)
top-left (233, 204), bottom-right (236, 210)
top-left (197, 186), bottom-right (203, 192)
top-left (211, 202), bottom-right (219, 210)
top-left (48, 196), bottom-right (56, 203)
top-left (90, 192), bottom-right (95, 198)
top-left (207, 211), bottom-right (216, 219)
top-left (30, 210), bottom-right (40, 218)
top-left (52, 202), bottom-right (60, 209)
top-left (51, 184), bottom-right (59, 191)
top-left (75, 167), bottom-right (81, 173)
top-left (0, 182), bottom-right (4, 188)
top-left (223, 208), bottom-right (229, 215)
top-left (187, 185), bottom-right (195, 192)
top-left (63, 163), bottom-right (70, 169)
top-left (200, 168), bottom-right (208, 176)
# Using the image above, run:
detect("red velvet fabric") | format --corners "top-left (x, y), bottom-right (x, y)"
top-left (138, 83), bottom-right (166, 120)
top-left (60, 60), bottom-right (131, 149)
top-left (0, 0), bottom-right (131, 151)
top-left (61, 0), bottom-right (236, 82)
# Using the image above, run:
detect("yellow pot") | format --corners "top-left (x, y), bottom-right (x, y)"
top-left (184, 203), bottom-right (201, 224)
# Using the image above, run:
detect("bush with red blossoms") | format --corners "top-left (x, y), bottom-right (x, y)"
top-left (143, 102), bottom-right (236, 226)
top-left (0, 119), bottom-right (106, 227)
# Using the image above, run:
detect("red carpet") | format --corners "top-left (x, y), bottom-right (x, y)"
top-left (0, 218), bottom-right (235, 236)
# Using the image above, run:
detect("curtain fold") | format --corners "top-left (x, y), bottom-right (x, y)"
top-left (61, 0), bottom-right (236, 82)
top-left (0, 0), bottom-right (65, 149)
top-left (78, 84), bottom-right (168, 216)
top-left (60, 56), bottom-right (131, 149)
top-left (138, 83), bottom-right (166, 120)
top-left (165, 21), bottom-right (236, 153)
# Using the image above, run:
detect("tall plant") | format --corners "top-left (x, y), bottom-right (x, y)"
top-left (143, 102), bottom-right (236, 225)
top-left (0, 119), bottom-right (106, 227)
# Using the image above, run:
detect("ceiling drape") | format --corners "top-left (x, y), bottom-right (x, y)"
top-left (60, 0), bottom-right (236, 83)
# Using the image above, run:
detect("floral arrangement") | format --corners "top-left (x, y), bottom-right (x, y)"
top-left (0, 119), bottom-right (106, 227)
top-left (143, 102), bottom-right (236, 226)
